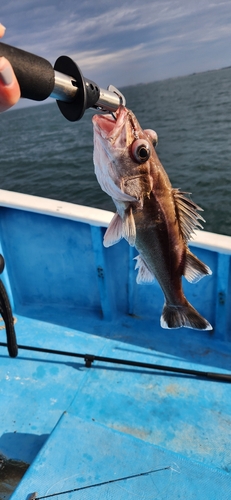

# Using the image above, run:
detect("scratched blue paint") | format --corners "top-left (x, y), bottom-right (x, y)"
top-left (215, 253), bottom-right (230, 341)
top-left (11, 413), bottom-right (231, 500)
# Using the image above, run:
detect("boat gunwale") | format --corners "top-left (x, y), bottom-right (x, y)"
top-left (0, 189), bottom-right (230, 254)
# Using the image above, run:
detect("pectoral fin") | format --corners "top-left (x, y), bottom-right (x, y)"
top-left (134, 255), bottom-right (155, 284)
top-left (122, 206), bottom-right (136, 246)
top-left (103, 206), bottom-right (137, 248)
top-left (103, 212), bottom-right (123, 247)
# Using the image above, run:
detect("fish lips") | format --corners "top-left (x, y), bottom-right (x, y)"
top-left (92, 106), bottom-right (130, 144)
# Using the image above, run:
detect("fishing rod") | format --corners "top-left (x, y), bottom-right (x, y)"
top-left (27, 467), bottom-right (171, 500)
top-left (0, 41), bottom-right (126, 121)
top-left (0, 339), bottom-right (231, 382)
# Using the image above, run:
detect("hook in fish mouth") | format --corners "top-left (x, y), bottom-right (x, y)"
top-left (93, 106), bottom-right (140, 144)
top-left (110, 111), bottom-right (117, 120)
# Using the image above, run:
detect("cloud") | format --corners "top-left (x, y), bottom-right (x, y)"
top-left (1, 0), bottom-right (231, 91)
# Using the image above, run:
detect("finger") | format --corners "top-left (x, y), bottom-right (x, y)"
top-left (0, 23), bottom-right (6, 38)
top-left (0, 56), bottom-right (21, 112)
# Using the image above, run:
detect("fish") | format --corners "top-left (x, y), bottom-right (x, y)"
top-left (92, 106), bottom-right (212, 330)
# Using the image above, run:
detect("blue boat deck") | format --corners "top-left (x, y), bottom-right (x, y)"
top-left (2, 314), bottom-right (231, 499)
top-left (0, 191), bottom-right (231, 499)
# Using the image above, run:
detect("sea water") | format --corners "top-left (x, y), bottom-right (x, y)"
top-left (0, 67), bottom-right (231, 236)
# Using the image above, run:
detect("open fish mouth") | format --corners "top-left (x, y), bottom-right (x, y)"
top-left (95, 114), bottom-right (117, 135)
top-left (92, 106), bottom-right (129, 140)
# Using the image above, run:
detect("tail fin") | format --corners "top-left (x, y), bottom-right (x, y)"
top-left (161, 301), bottom-right (212, 330)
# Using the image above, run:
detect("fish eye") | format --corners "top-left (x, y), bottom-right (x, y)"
top-left (144, 129), bottom-right (158, 148)
top-left (131, 139), bottom-right (151, 163)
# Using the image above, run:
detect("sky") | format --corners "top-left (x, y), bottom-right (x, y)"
top-left (1, 0), bottom-right (231, 108)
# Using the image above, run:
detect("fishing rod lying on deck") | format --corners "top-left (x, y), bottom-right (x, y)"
top-left (0, 338), bottom-right (231, 382)
top-left (0, 41), bottom-right (126, 121)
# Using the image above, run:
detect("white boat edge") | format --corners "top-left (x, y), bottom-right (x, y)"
top-left (0, 189), bottom-right (113, 227)
top-left (0, 188), bottom-right (230, 254)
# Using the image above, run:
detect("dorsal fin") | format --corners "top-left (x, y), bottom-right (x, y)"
top-left (184, 249), bottom-right (212, 283)
top-left (172, 189), bottom-right (205, 242)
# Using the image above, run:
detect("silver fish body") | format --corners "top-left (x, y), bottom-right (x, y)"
top-left (92, 106), bottom-right (212, 330)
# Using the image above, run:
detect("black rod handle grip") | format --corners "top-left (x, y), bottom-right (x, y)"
top-left (0, 41), bottom-right (54, 101)
top-left (0, 41), bottom-right (126, 121)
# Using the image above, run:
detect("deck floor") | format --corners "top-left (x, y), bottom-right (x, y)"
top-left (1, 314), bottom-right (231, 499)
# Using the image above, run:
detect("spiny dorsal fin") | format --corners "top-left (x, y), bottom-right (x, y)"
top-left (134, 255), bottom-right (155, 284)
top-left (173, 189), bottom-right (205, 242)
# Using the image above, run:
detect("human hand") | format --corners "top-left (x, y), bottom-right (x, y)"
top-left (0, 24), bottom-right (20, 112)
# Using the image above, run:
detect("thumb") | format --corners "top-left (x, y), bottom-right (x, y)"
top-left (0, 57), bottom-right (21, 112)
